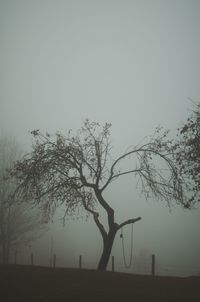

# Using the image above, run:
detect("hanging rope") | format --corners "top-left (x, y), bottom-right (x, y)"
top-left (120, 223), bottom-right (134, 269)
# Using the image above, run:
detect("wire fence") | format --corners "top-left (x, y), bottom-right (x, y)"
top-left (6, 251), bottom-right (200, 277)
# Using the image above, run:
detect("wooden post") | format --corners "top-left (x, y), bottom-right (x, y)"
top-left (151, 254), bottom-right (155, 277)
top-left (14, 251), bottom-right (17, 265)
top-left (53, 254), bottom-right (56, 268)
top-left (50, 236), bottom-right (53, 267)
top-left (112, 256), bottom-right (114, 272)
top-left (31, 253), bottom-right (34, 266)
top-left (79, 255), bottom-right (82, 269)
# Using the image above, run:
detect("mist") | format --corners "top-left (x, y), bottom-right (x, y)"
top-left (1, 0), bottom-right (200, 277)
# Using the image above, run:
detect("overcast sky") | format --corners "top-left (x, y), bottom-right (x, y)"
top-left (1, 0), bottom-right (200, 276)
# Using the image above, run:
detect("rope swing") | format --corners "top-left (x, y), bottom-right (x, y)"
top-left (120, 223), bottom-right (134, 269)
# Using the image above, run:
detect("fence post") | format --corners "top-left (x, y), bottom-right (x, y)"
top-left (112, 256), bottom-right (114, 272)
top-left (14, 251), bottom-right (17, 265)
top-left (50, 236), bottom-right (53, 267)
top-left (79, 255), bottom-right (82, 269)
top-left (31, 253), bottom-right (34, 266)
top-left (151, 254), bottom-right (155, 277)
top-left (53, 254), bottom-right (56, 268)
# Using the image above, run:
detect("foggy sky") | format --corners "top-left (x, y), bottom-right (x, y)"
top-left (1, 0), bottom-right (200, 276)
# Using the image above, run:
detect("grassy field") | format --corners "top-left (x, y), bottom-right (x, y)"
top-left (1, 265), bottom-right (199, 302)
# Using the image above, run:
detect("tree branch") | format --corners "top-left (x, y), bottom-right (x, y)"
top-left (81, 194), bottom-right (107, 239)
top-left (94, 187), bottom-right (115, 229)
top-left (111, 169), bottom-right (141, 180)
top-left (117, 216), bottom-right (141, 230)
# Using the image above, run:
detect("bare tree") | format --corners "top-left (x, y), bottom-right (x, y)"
top-left (11, 120), bottom-right (184, 270)
top-left (0, 136), bottom-right (46, 264)
top-left (174, 102), bottom-right (200, 208)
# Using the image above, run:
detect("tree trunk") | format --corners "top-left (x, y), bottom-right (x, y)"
top-left (97, 230), bottom-right (116, 270)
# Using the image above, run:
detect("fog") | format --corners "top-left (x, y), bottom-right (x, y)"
top-left (1, 0), bottom-right (200, 276)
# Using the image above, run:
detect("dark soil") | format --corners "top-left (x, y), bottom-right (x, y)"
top-left (0, 265), bottom-right (199, 302)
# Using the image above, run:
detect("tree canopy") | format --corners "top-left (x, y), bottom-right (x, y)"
top-left (174, 103), bottom-right (200, 207)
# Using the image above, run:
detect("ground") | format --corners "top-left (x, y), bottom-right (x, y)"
top-left (1, 265), bottom-right (199, 302)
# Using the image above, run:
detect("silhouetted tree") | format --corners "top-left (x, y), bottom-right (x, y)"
top-left (174, 102), bottom-right (200, 208)
top-left (0, 136), bottom-right (46, 264)
top-left (11, 120), bottom-right (184, 270)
